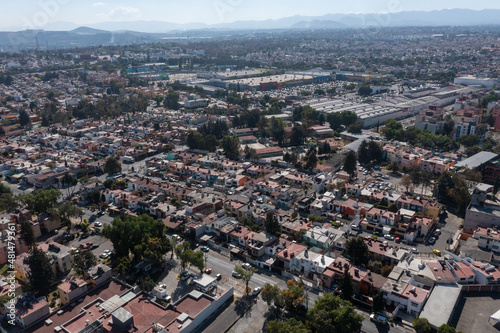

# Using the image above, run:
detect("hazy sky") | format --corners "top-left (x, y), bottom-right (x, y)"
top-left (3, 0), bottom-right (500, 30)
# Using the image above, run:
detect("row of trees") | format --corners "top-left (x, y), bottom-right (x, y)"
top-left (264, 289), bottom-right (364, 333)
top-left (383, 119), bottom-right (458, 151)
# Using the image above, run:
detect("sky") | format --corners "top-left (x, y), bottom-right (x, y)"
top-left (2, 0), bottom-right (500, 30)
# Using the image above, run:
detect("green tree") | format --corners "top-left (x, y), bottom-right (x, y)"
top-left (19, 215), bottom-right (36, 249)
top-left (412, 318), bottom-right (432, 333)
top-left (175, 241), bottom-right (192, 271)
top-left (305, 150), bottom-right (318, 170)
top-left (104, 156), bottom-right (122, 175)
top-left (265, 211), bottom-right (280, 235)
top-left (138, 276), bottom-right (156, 292)
top-left (343, 150), bottom-right (357, 178)
top-left (344, 237), bottom-right (368, 265)
top-left (372, 291), bottom-right (385, 313)
top-left (307, 293), bottom-right (363, 333)
top-left (0, 126), bottom-right (4, 136)
top-left (164, 91), bottom-right (180, 110)
top-left (103, 214), bottom-right (166, 263)
top-left (71, 249), bottom-right (97, 276)
top-left (27, 247), bottom-right (55, 296)
top-left (400, 174), bottom-right (412, 192)
top-left (18, 188), bottom-right (61, 214)
top-left (266, 318), bottom-right (309, 333)
top-left (261, 283), bottom-right (280, 306)
top-left (221, 135), bottom-right (241, 160)
top-left (234, 264), bottom-right (257, 294)
top-left (339, 264), bottom-right (354, 301)
top-left (57, 201), bottom-right (83, 228)
top-left (347, 122), bottom-right (363, 134)
top-left (358, 84), bottom-right (372, 96)
top-left (153, 95), bottom-right (164, 107)
top-left (0, 183), bottom-right (17, 213)
top-left (282, 280), bottom-right (305, 312)
top-left (19, 110), bottom-right (31, 127)
top-left (437, 324), bottom-right (458, 333)
top-left (190, 250), bottom-right (205, 274)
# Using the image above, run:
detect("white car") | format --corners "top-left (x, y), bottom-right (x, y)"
top-left (94, 222), bottom-right (102, 227)
top-left (252, 287), bottom-right (261, 296)
top-left (242, 263), bottom-right (251, 269)
top-left (384, 234), bottom-right (395, 241)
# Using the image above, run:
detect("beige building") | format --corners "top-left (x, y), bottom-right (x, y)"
top-left (58, 277), bottom-right (88, 305)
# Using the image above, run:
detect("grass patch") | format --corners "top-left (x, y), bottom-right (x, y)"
top-left (0, 265), bottom-right (9, 276)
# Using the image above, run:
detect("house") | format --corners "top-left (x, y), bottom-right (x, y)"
top-left (8, 293), bottom-right (49, 328)
top-left (58, 277), bottom-right (88, 305)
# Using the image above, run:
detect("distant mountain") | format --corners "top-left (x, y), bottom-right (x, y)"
top-left (291, 20), bottom-right (347, 30)
top-left (29, 9), bottom-right (500, 33)
top-left (71, 27), bottom-right (109, 35)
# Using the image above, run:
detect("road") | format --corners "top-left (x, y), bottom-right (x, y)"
top-left (204, 249), bottom-right (321, 305)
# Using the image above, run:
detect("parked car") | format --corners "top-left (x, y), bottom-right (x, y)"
top-left (165, 296), bottom-right (172, 302)
top-left (435, 229), bottom-right (441, 235)
top-left (200, 246), bottom-right (209, 253)
top-left (428, 237), bottom-right (436, 245)
top-left (384, 234), bottom-right (394, 241)
top-left (395, 237), bottom-right (401, 243)
top-left (94, 222), bottom-right (102, 227)
top-left (433, 249), bottom-right (441, 256)
top-left (204, 268), bottom-right (212, 274)
top-left (86, 242), bottom-right (93, 247)
top-left (232, 271), bottom-right (242, 279)
top-left (215, 274), bottom-right (222, 281)
top-left (242, 263), bottom-right (251, 269)
top-left (370, 314), bottom-right (388, 325)
top-left (351, 225), bottom-right (360, 231)
top-left (90, 243), bottom-right (99, 250)
top-left (252, 287), bottom-right (261, 296)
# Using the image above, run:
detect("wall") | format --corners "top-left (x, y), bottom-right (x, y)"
top-left (182, 287), bottom-right (234, 333)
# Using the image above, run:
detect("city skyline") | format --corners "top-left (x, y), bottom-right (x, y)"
top-left (3, 0), bottom-right (500, 31)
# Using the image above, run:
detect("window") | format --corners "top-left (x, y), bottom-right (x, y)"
top-left (411, 302), bottom-right (419, 307)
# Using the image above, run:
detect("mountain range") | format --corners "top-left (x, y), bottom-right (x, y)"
top-left (31, 9), bottom-right (500, 33)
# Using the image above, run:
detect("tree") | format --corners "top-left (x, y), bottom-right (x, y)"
top-left (347, 122), bottom-right (363, 134)
top-left (305, 150), bottom-right (318, 170)
top-left (307, 293), bottom-right (363, 333)
top-left (221, 135), bottom-right (241, 160)
top-left (281, 280), bottom-right (305, 313)
top-left (57, 201), bottom-right (83, 228)
top-left (153, 95), bottom-right (164, 107)
top-left (27, 247), bottom-right (55, 296)
top-left (234, 264), bottom-right (257, 294)
top-left (437, 324), bottom-right (458, 333)
top-left (190, 250), bottom-right (205, 274)
top-left (18, 215), bottom-right (36, 249)
top-left (344, 237), bottom-right (368, 265)
top-left (265, 211), bottom-right (280, 235)
top-left (0, 126), bottom-right (4, 136)
top-left (400, 174), bottom-right (412, 192)
top-left (0, 183), bottom-right (17, 213)
top-left (19, 110), bottom-right (31, 127)
top-left (339, 264), bottom-right (354, 301)
top-left (386, 160), bottom-right (400, 174)
top-left (372, 291), bottom-right (385, 314)
top-left (138, 276), bottom-right (155, 292)
top-left (266, 318), bottom-right (309, 333)
top-left (103, 214), bottom-right (166, 263)
top-left (412, 318), bottom-right (432, 333)
top-left (104, 156), bottom-right (122, 175)
top-left (18, 188), bottom-right (61, 214)
top-left (358, 84), bottom-right (372, 96)
top-left (175, 241), bottom-right (192, 271)
top-left (164, 91), bottom-right (180, 110)
top-left (343, 151), bottom-right (357, 178)
top-left (71, 249), bottom-right (97, 276)
top-left (261, 283), bottom-right (280, 306)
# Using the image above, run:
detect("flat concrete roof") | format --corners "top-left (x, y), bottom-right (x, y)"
top-left (420, 284), bottom-right (461, 328)
top-left (450, 291), bottom-right (500, 333)
top-left (455, 151), bottom-right (498, 169)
